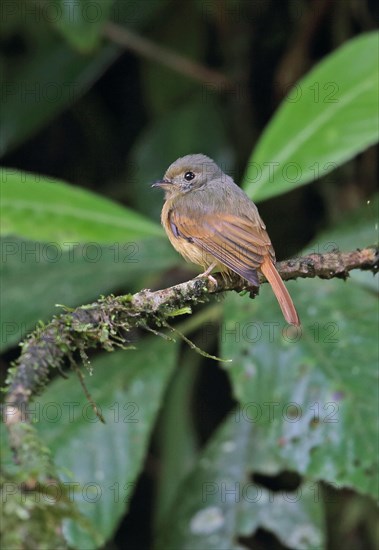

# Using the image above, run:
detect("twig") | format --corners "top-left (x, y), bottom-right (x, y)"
top-left (103, 21), bottom-right (233, 89)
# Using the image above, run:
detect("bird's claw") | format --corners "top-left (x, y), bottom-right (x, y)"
top-left (196, 263), bottom-right (218, 287)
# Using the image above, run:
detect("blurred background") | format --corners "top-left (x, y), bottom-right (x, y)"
top-left (1, 1), bottom-right (378, 549)
top-left (2, 0), bottom-right (377, 247)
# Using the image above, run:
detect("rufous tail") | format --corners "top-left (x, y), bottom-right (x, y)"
top-left (260, 256), bottom-right (300, 326)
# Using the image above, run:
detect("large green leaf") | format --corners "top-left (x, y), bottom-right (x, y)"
top-left (35, 338), bottom-right (179, 548)
top-left (52, 0), bottom-right (114, 52)
top-left (155, 413), bottom-right (324, 550)
top-left (221, 199), bottom-right (378, 498)
top-left (0, 236), bottom-right (177, 352)
top-left (0, 169), bottom-right (161, 243)
top-left (243, 32), bottom-right (379, 201)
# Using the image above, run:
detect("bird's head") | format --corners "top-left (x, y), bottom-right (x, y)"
top-left (152, 154), bottom-right (222, 199)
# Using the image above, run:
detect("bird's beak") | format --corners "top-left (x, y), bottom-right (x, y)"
top-left (151, 179), bottom-right (172, 188)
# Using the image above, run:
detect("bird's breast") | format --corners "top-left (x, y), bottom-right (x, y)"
top-left (161, 201), bottom-right (221, 270)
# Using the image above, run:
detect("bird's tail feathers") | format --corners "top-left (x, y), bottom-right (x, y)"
top-left (260, 256), bottom-right (300, 327)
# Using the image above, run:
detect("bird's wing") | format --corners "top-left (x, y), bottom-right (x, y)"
top-left (169, 209), bottom-right (274, 285)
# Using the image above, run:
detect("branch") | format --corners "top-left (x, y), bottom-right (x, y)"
top-left (4, 246), bottom-right (378, 416)
top-left (1, 245), bottom-right (377, 478)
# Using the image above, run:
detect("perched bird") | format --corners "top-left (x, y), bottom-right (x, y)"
top-left (152, 154), bottom-right (300, 326)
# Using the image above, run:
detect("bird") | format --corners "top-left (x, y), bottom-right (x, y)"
top-left (152, 154), bottom-right (300, 326)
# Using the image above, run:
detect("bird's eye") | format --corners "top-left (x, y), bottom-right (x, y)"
top-left (184, 171), bottom-right (195, 182)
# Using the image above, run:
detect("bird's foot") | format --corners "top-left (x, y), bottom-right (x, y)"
top-left (196, 263), bottom-right (218, 287)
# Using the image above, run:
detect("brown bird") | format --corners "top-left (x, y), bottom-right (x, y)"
top-left (152, 154), bottom-right (300, 326)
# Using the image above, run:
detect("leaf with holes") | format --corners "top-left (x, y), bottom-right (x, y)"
top-left (221, 199), bottom-right (378, 498)
top-left (155, 413), bottom-right (324, 550)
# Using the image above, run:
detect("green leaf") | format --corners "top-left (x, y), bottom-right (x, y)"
top-left (0, 40), bottom-right (119, 155)
top-left (51, 0), bottom-right (114, 52)
top-left (243, 32), bottom-right (379, 201)
top-left (35, 338), bottom-right (178, 548)
top-left (0, 0), bottom-right (170, 155)
top-left (155, 414), bottom-right (324, 550)
top-left (0, 236), bottom-right (178, 352)
top-left (221, 201), bottom-right (379, 499)
top-left (0, 169), bottom-right (162, 243)
top-left (154, 349), bottom-right (200, 530)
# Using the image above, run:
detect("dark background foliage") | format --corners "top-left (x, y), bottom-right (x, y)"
top-left (1, 1), bottom-right (378, 549)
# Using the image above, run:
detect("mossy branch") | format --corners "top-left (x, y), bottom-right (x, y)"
top-left (3, 246), bottom-right (378, 445)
